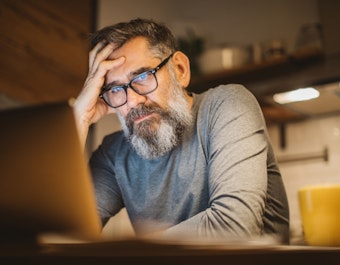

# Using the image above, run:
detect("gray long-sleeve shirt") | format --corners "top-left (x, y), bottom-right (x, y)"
top-left (89, 84), bottom-right (290, 243)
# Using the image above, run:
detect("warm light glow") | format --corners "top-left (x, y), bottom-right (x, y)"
top-left (273, 87), bottom-right (320, 104)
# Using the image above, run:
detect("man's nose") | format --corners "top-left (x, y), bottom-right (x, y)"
top-left (126, 87), bottom-right (147, 108)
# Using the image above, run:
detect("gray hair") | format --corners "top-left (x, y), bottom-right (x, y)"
top-left (90, 18), bottom-right (177, 58)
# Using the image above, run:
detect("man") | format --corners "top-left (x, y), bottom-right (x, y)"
top-left (74, 18), bottom-right (289, 243)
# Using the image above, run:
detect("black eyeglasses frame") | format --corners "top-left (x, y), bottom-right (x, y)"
top-left (99, 53), bottom-right (173, 108)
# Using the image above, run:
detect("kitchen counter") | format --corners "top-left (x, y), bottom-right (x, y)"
top-left (1, 238), bottom-right (340, 265)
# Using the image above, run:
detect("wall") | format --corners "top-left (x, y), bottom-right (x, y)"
top-left (97, 0), bottom-right (319, 53)
top-left (267, 114), bottom-right (340, 244)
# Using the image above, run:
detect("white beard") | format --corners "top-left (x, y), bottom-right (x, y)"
top-left (116, 75), bottom-right (193, 160)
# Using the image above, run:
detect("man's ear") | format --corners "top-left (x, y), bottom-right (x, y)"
top-left (172, 51), bottom-right (191, 88)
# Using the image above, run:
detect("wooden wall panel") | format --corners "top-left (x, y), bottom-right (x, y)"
top-left (0, 0), bottom-right (95, 105)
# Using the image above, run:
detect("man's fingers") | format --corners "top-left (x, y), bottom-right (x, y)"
top-left (89, 41), bottom-right (106, 68)
top-left (96, 56), bottom-right (125, 78)
top-left (89, 43), bottom-right (114, 73)
top-left (83, 57), bottom-right (125, 96)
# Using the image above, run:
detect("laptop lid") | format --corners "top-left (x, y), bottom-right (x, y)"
top-left (0, 101), bottom-right (102, 242)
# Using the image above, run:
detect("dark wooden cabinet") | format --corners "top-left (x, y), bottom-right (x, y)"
top-left (0, 0), bottom-right (96, 106)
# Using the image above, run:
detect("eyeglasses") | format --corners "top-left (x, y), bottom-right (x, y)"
top-left (99, 54), bottom-right (173, 108)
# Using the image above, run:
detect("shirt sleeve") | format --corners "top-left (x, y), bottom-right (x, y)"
top-left (163, 84), bottom-right (269, 241)
top-left (89, 135), bottom-right (125, 227)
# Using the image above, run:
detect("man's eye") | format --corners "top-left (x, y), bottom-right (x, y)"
top-left (110, 86), bottom-right (124, 93)
top-left (134, 72), bottom-right (149, 82)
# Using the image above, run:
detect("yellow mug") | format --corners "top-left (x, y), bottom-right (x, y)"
top-left (298, 185), bottom-right (340, 246)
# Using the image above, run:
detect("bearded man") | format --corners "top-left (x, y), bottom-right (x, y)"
top-left (74, 18), bottom-right (289, 243)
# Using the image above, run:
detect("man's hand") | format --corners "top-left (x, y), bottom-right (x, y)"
top-left (73, 41), bottom-right (125, 148)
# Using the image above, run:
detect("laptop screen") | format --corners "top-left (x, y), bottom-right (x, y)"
top-left (0, 101), bottom-right (102, 243)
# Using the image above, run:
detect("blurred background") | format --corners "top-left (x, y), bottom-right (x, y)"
top-left (1, 0), bottom-right (340, 244)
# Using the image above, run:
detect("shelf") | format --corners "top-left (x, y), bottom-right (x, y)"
top-left (188, 48), bottom-right (324, 94)
top-left (187, 48), bottom-right (330, 124)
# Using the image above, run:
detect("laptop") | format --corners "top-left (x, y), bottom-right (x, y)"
top-left (0, 100), bottom-right (102, 244)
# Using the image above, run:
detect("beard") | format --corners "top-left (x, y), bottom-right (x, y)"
top-left (116, 77), bottom-right (193, 160)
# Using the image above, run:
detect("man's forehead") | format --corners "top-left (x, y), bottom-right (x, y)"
top-left (107, 36), bottom-right (151, 60)
top-left (105, 46), bottom-right (160, 83)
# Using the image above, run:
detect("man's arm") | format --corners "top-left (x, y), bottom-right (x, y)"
top-left (162, 85), bottom-right (271, 240)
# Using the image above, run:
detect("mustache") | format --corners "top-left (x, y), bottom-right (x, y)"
top-left (125, 104), bottom-right (166, 129)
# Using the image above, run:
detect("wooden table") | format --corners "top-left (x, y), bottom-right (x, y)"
top-left (1, 238), bottom-right (340, 265)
